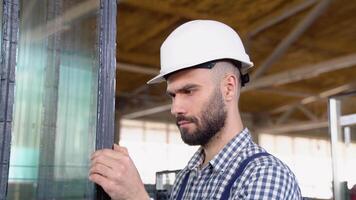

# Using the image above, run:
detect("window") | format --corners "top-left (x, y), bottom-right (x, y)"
top-left (0, 0), bottom-right (117, 199)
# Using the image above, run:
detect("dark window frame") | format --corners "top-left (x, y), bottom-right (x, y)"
top-left (0, 0), bottom-right (19, 198)
top-left (0, 0), bottom-right (117, 199)
top-left (95, 0), bottom-right (117, 199)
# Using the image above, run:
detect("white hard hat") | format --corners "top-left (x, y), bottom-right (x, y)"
top-left (147, 20), bottom-right (254, 84)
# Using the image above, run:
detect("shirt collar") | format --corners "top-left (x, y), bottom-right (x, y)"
top-left (186, 128), bottom-right (252, 173)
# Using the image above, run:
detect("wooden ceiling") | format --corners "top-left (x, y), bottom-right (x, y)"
top-left (115, 0), bottom-right (356, 132)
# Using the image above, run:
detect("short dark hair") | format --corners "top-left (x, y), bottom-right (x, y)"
top-left (164, 59), bottom-right (249, 86)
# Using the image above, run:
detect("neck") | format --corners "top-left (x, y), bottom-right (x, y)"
top-left (201, 110), bottom-right (243, 167)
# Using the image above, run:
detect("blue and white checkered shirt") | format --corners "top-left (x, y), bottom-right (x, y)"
top-left (170, 128), bottom-right (302, 199)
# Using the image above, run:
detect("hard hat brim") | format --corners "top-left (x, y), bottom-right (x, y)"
top-left (146, 60), bottom-right (253, 85)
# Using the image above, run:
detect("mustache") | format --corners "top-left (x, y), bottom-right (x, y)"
top-left (176, 115), bottom-right (198, 125)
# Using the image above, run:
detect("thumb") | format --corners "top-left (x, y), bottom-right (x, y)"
top-left (113, 143), bottom-right (129, 155)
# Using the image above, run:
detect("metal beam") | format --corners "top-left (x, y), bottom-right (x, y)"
top-left (341, 113), bottom-right (356, 126)
top-left (117, 62), bottom-right (159, 75)
top-left (271, 81), bottom-right (356, 114)
top-left (243, 53), bottom-right (356, 92)
top-left (248, 0), bottom-right (317, 38)
top-left (251, 0), bottom-right (332, 80)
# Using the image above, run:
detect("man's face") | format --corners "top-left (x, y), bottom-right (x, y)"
top-left (166, 68), bottom-right (227, 146)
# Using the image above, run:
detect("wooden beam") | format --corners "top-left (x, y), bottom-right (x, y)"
top-left (122, 104), bottom-right (171, 119)
top-left (124, 17), bottom-right (180, 51)
top-left (118, 51), bottom-right (159, 67)
top-left (256, 88), bottom-right (313, 98)
top-left (243, 53), bottom-right (356, 92)
top-left (271, 81), bottom-right (356, 114)
top-left (276, 106), bottom-right (297, 125)
top-left (297, 105), bottom-right (318, 121)
top-left (117, 62), bottom-right (159, 75)
top-left (121, 0), bottom-right (227, 22)
top-left (248, 0), bottom-right (317, 38)
top-left (257, 120), bottom-right (328, 135)
top-left (251, 0), bottom-right (332, 79)
top-left (119, 53), bottom-right (356, 89)
top-left (258, 113), bottom-right (356, 135)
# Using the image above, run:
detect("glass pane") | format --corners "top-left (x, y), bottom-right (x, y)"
top-left (7, 0), bottom-right (99, 199)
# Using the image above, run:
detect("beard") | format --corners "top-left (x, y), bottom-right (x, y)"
top-left (176, 87), bottom-right (227, 146)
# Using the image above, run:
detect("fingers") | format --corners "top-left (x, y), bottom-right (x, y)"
top-left (90, 162), bottom-right (113, 177)
top-left (90, 145), bottom-right (131, 183)
top-left (91, 153), bottom-right (119, 169)
top-left (91, 147), bottom-right (126, 161)
top-left (89, 173), bottom-right (116, 195)
top-left (113, 144), bottom-right (129, 155)
top-left (89, 172), bottom-right (108, 186)
top-left (89, 145), bottom-right (149, 200)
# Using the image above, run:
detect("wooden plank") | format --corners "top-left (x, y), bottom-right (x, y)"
top-left (297, 105), bottom-right (318, 121)
top-left (256, 88), bottom-right (312, 97)
top-left (248, 0), bottom-right (317, 37)
top-left (257, 120), bottom-right (328, 134)
top-left (251, 0), bottom-right (332, 79)
top-left (124, 17), bottom-right (180, 51)
top-left (243, 53), bottom-right (356, 92)
top-left (121, 0), bottom-right (227, 22)
top-left (271, 81), bottom-right (356, 114)
top-left (117, 62), bottom-right (159, 75)
top-left (122, 104), bottom-right (172, 119)
top-left (118, 51), bottom-right (159, 67)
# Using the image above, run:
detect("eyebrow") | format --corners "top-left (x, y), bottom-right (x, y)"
top-left (166, 83), bottom-right (201, 96)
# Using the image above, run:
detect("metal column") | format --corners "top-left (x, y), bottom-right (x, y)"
top-left (328, 98), bottom-right (342, 200)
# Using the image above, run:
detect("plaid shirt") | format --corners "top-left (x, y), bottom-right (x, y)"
top-left (170, 128), bottom-right (302, 200)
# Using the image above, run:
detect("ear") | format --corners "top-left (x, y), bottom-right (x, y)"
top-left (223, 74), bottom-right (237, 102)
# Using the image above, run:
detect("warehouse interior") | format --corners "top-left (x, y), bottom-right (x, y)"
top-left (114, 0), bottom-right (356, 199)
top-left (1, 0), bottom-right (355, 199)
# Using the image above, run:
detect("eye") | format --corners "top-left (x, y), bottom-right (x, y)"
top-left (183, 89), bottom-right (194, 95)
top-left (166, 92), bottom-right (175, 99)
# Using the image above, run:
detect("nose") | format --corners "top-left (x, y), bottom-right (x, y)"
top-left (171, 97), bottom-right (186, 117)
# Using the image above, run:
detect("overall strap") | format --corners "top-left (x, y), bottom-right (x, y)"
top-left (220, 152), bottom-right (270, 200)
top-left (176, 172), bottom-right (190, 200)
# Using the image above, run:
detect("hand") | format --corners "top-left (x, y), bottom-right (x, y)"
top-left (89, 144), bottom-right (149, 200)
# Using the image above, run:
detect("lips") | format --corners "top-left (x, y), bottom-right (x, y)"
top-left (176, 115), bottom-right (197, 127)
top-left (177, 120), bottom-right (191, 126)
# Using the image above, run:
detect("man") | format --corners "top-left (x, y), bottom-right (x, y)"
top-left (89, 20), bottom-right (302, 199)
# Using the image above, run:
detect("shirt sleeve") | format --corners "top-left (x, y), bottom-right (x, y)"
top-left (233, 163), bottom-right (302, 200)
